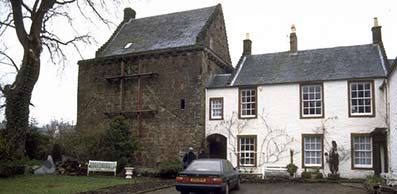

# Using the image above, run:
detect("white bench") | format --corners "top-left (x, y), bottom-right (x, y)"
top-left (87, 160), bottom-right (117, 176)
top-left (262, 164), bottom-right (288, 179)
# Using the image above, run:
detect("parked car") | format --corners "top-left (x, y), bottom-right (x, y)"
top-left (175, 159), bottom-right (240, 194)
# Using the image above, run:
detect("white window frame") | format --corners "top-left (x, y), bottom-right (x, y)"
top-left (210, 98), bottom-right (223, 120)
top-left (349, 81), bottom-right (373, 116)
top-left (238, 136), bottom-right (256, 167)
top-left (352, 135), bottom-right (373, 169)
top-left (303, 135), bottom-right (323, 167)
top-left (239, 88), bottom-right (257, 118)
top-left (301, 84), bottom-right (323, 118)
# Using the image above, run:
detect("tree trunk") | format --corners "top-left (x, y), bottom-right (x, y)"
top-left (4, 41), bottom-right (41, 160)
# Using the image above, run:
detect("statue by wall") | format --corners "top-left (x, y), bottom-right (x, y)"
top-left (328, 141), bottom-right (340, 177)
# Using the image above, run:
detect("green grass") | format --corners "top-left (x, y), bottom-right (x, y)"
top-left (0, 175), bottom-right (136, 194)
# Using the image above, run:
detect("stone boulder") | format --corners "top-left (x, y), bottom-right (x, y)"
top-left (34, 155), bottom-right (55, 175)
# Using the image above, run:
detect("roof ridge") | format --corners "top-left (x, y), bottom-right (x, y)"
top-left (249, 43), bottom-right (375, 57)
top-left (132, 5), bottom-right (217, 21)
top-left (96, 4), bottom-right (218, 58)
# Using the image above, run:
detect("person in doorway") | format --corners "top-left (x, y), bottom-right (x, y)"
top-left (198, 148), bottom-right (206, 159)
top-left (183, 147), bottom-right (196, 169)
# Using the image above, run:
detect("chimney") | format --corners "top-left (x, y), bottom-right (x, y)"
top-left (243, 33), bottom-right (252, 56)
top-left (124, 7), bottom-right (136, 22)
top-left (372, 17), bottom-right (382, 44)
top-left (290, 24), bottom-right (297, 53)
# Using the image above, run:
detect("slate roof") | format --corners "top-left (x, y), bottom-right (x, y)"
top-left (96, 5), bottom-right (217, 57)
top-left (208, 44), bottom-right (388, 88)
top-left (390, 57), bottom-right (397, 75)
top-left (207, 74), bottom-right (232, 88)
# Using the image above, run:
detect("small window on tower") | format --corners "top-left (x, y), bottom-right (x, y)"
top-left (124, 42), bottom-right (133, 49)
top-left (180, 99), bottom-right (185, 109)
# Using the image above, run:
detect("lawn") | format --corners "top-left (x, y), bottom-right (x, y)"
top-left (0, 175), bottom-right (136, 194)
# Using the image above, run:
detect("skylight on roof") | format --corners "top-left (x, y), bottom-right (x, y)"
top-left (124, 42), bottom-right (133, 49)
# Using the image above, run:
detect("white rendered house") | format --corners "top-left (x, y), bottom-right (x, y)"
top-left (205, 20), bottom-right (393, 179)
top-left (387, 58), bottom-right (397, 183)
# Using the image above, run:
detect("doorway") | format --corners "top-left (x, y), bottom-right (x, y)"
top-left (207, 134), bottom-right (227, 159)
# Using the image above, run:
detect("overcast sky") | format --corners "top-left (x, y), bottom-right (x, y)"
top-left (0, 0), bottom-right (396, 125)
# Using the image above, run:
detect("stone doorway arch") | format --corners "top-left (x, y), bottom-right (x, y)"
top-left (207, 134), bottom-right (227, 159)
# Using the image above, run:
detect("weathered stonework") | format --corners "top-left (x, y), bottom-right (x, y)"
top-left (77, 5), bottom-right (233, 167)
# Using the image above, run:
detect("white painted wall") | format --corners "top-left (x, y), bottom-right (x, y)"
top-left (206, 79), bottom-right (387, 178)
top-left (388, 69), bottom-right (397, 183)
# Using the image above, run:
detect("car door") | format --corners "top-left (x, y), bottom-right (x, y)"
top-left (224, 160), bottom-right (238, 187)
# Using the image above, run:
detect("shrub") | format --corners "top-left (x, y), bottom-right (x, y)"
top-left (97, 116), bottom-right (137, 173)
top-left (51, 143), bottom-right (62, 163)
top-left (366, 175), bottom-right (385, 185)
top-left (0, 132), bottom-right (7, 160)
top-left (25, 127), bottom-right (51, 160)
top-left (286, 163), bottom-right (297, 176)
top-left (0, 160), bottom-right (25, 178)
top-left (135, 167), bottom-right (159, 177)
top-left (286, 149), bottom-right (297, 176)
top-left (301, 167), bottom-right (323, 179)
top-left (158, 159), bottom-right (183, 178)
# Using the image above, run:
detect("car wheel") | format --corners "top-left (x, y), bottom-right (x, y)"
top-left (235, 178), bottom-right (240, 190)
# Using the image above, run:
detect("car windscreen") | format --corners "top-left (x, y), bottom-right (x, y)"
top-left (186, 160), bottom-right (222, 172)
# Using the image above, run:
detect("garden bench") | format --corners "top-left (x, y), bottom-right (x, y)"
top-left (87, 160), bottom-right (117, 176)
top-left (262, 164), bottom-right (288, 179)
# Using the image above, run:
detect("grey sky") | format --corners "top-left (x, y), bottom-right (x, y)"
top-left (0, 0), bottom-right (396, 124)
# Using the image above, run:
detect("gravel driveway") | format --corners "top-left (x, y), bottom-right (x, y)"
top-left (145, 183), bottom-right (367, 194)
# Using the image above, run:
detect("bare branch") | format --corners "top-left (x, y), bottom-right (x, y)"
top-left (0, 20), bottom-right (15, 29)
top-left (21, 1), bottom-right (33, 15)
top-left (85, 0), bottom-right (112, 25)
top-left (10, 0), bottom-right (29, 48)
top-left (55, 0), bottom-right (76, 5)
top-left (32, 0), bottom-right (40, 13)
top-left (0, 84), bottom-right (4, 94)
top-left (0, 51), bottom-right (19, 72)
top-left (41, 34), bottom-right (90, 46)
top-left (0, 13), bottom-right (13, 36)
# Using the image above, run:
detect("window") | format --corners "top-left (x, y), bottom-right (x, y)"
top-left (301, 84), bottom-right (323, 118)
top-left (124, 42), bottom-right (133, 49)
top-left (238, 136), bottom-right (256, 167)
top-left (180, 99), bottom-right (185, 109)
top-left (239, 88), bottom-right (257, 118)
top-left (209, 98), bottom-right (223, 120)
top-left (351, 134), bottom-right (372, 169)
top-left (302, 134), bottom-right (323, 167)
top-left (349, 81), bottom-right (374, 116)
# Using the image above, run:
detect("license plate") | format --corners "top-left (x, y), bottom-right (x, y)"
top-left (190, 177), bottom-right (206, 183)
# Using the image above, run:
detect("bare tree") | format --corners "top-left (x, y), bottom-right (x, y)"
top-left (207, 109), bottom-right (296, 170)
top-left (0, 0), bottom-right (121, 160)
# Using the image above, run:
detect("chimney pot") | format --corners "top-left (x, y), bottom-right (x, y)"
top-left (372, 17), bottom-right (382, 44)
top-left (124, 7), bottom-right (136, 22)
top-left (290, 24), bottom-right (298, 53)
top-left (374, 17), bottom-right (379, 27)
top-left (291, 24), bottom-right (296, 33)
top-left (243, 33), bottom-right (252, 56)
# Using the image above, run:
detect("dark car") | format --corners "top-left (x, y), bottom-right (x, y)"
top-left (175, 159), bottom-right (240, 194)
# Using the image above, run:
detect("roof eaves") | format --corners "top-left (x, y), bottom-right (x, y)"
top-left (231, 76), bottom-right (387, 87)
top-left (230, 56), bottom-right (246, 86)
top-left (78, 45), bottom-right (203, 65)
top-left (376, 44), bottom-right (388, 76)
top-left (389, 57), bottom-right (397, 77)
top-left (96, 19), bottom-right (131, 57)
